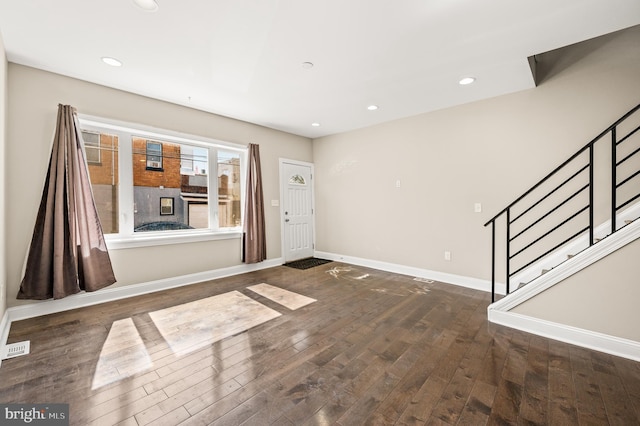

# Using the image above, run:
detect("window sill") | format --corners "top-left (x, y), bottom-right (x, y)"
top-left (105, 229), bottom-right (242, 250)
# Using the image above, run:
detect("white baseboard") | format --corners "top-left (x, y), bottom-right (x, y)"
top-left (0, 257), bottom-right (283, 365)
top-left (489, 309), bottom-right (640, 361)
top-left (314, 251), bottom-right (505, 294)
top-left (487, 219), bottom-right (640, 361)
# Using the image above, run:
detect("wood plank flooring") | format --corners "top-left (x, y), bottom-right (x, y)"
top-left (1, 262), bottom-right (639, 425)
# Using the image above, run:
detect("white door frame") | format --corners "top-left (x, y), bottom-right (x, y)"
top-left (279, 158), bottom-right (316, 262)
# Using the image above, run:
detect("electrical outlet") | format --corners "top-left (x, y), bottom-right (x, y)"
top-left (395, 179), bottom-right (401, 188)
top-left (444, 251), bottom-right (451, 261)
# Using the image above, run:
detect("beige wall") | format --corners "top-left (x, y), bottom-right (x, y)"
top-left (6, 64), bottom-right (312, 307)
top-left (313, 25), bottom-right (640, 283)
top-left (3, 25), bottom-right (640, 318)
top-left (0, 33), bottom-right (7, 319)
top-left (512, 237), bottom-right (640, 341)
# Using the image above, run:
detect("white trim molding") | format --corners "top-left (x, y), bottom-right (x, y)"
top-left (314, 251), bottom-right (503, 294)
top-left (0, 257), bottom-right (282, 367)
top-left (488, 218), bottom-right (640, 361)
top-left (489, 310), bottom-right (640, 362)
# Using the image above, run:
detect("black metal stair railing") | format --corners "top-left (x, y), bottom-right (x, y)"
top-left (485, 103), bottom-right (640, 302)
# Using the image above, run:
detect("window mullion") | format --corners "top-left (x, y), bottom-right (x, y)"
top-left (209, 147), bottom-right (219, 231)
top-left (119, 131), bottom-right (135, 236)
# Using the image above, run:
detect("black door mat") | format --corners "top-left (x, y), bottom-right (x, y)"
top-left (284, 258), bottom-right (332, 270)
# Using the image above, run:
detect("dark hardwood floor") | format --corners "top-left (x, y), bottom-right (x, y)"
top-left (1, 262), bottom-right (639, 425)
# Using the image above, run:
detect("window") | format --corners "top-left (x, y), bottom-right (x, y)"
top-left (132, 137), bottom-right (211, 233)
top-left (145, 141), bottom-right (163, 170)
top-left (82, 130), bottom-right (101, 164)
top-left (160, 197), bottom-right (174, 215)
top-left (289, 174), bottom-right (306, 185)
top-left (79, 116), bottom-right (246, 247)
top-left (218, 151), bottom-right (242, 227)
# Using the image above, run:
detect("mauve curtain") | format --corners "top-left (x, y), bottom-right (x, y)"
top-left (18, 104), bottom-right (116, 300)
top-left (242, 143), bottom-right (266, 263)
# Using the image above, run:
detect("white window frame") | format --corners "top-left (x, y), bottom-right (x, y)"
top-left (78, 114), bottom-right (247, 250)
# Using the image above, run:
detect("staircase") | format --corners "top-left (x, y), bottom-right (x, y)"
top-left (483, 103), bottom-right (640, 361)
top-left (484, 103), bottom-right (640, 303)
top-left (486, 217), bottom-right (640, 361)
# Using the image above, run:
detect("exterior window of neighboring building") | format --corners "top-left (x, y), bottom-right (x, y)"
top-left (82, 130), bottom-right (101, 164)
top-left (146, 141), bottom-right (163, 170)
top-left (79, 116), bottom-right (246, 247)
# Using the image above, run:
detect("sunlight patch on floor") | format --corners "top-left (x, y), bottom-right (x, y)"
top-left (149, 291), bottom-right (281, 356)
top-left (247, 283), bottom-right (317, 310)
top-left (92, 318), bottom-right (152, 389)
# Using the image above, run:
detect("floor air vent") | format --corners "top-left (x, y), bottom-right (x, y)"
top-left (1, 341), bottom-right (30, 360)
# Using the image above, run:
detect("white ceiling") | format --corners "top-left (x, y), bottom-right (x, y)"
top-left (0, 0), bottom-right (639, 138)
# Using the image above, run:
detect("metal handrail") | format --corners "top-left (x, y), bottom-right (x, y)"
top-left (485, 103), bottom-right (640, 302)
top-left (510, 185), bottom-right (588, 242)
top-left (510, 165), bottom-right (589, 224)
top-left (509, 206), bottom-right (589, 260)
top-left (511, 227), bottom-right (589, 276)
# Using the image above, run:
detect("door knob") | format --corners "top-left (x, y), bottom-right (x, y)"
top-left (285, 219), bottom-right (290, 222)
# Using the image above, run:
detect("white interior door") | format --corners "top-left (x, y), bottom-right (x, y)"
top-left (281, 160), bottom-right (314, 262)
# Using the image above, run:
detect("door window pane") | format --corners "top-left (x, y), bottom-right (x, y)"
top-left (289, 174), bottom-right (306, 185)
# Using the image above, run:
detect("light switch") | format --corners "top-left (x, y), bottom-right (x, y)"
top-left (271, 200), bottom-right (279, 207)
top-left (474, 203), bottom-right (482, 213)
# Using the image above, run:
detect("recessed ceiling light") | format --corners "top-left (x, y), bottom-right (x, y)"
top-left (459, 77), bottom-right (476, 85)
top-left (311, 122), bottom-right (320, 127)
top-left (133, 0), bottom-right (158, 11)
top-left (101, 57), bottom-right (122, 67)
top-left (302, 62), bottom-right (314, 69)
top-left (367, 105), bottom-right (379, 111)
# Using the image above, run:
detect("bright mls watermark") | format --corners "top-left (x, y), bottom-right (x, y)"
top-left (0, 404), bottom-right (68, 425)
